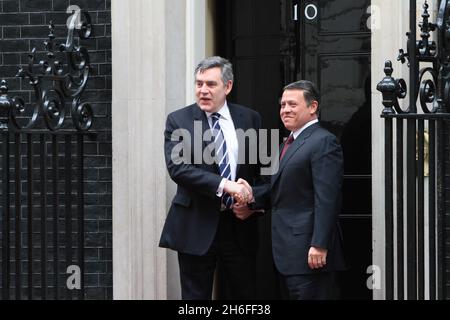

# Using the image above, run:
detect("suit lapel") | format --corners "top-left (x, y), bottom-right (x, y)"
top-left (228, 103), bottom-right (245, 176)
top-left (228, 103), bottom-right (245, 130)
top-left (193, 104), bottom-right (216, 166)
top-left (271, 123), bottom-right (319, 186)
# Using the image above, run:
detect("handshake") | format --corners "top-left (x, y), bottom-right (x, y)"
top-left (224, 178), bottom-right (255, 220)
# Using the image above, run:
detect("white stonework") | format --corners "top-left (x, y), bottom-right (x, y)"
top-left (371, 0), bottom-right (407, 301)
top-left (111, 0), bottom-right (208, 299)
top-left (112, 0), bottom-right (168, 299)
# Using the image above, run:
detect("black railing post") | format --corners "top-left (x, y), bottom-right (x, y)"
top-left (52, 135), bottom-right (59, 300)
top-left (428, 120), bottom-right (436, 300)
top-left (417, 120), bottom-right (425, 300)
top-left (396, 118), bottom-right (404, 300)
top-left (40, 134), bottom-right (47, 300)
top-left (377, 61), bottom-right (398, 300)
top-left (407, 1), bottom-right (418, 299)
top-left (77, 135), bottom-right (85, 300)
top-left (65, 134), bottom-right (72, 300)
top-left (385, 118), bottom-right (394, 299)
top-left (14, 133), bottom-right (21, 300)
top-left (409, 0), bottom-right (417, 114)
top-left (1, 131), bottom-right (10, 300)
top-left (27, 133), bottom-right (33, 300)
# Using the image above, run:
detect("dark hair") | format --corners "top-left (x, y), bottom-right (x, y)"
top-left (195, 56), bottom-right (234, 85)
top-left (283, 80), bottom-right (320, 107)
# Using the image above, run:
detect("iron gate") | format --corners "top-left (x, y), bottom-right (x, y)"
top-left (0, 11), bottom-right (93, 300)
top-left (377, 0), bottom-right (449, 300)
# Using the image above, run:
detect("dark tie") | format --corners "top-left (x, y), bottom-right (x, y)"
top-left (211, 113), bottom-right (233, 209)
top-left (280, 134), bottom-right (294, 160)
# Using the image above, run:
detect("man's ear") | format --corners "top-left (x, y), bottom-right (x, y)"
top-left (309, 101), bottom-right (318, 114)
top-left (225, 80), bottom-right (233, 95)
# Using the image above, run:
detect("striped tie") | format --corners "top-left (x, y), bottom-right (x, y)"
top-left (211, 113), bottom-right (233, 209)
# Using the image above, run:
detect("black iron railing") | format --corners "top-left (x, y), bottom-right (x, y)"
top-left (0, 10), bottom-right (93, 300)
top-left (377, 0), bottom-right (449, 300)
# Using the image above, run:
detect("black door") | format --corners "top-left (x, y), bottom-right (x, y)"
top-left (216, 0), bottom-right (372, 300)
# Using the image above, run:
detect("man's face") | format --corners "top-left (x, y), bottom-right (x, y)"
top-left (280, 89), bottom-right (318, 132)
top-left (195, 67), bottom-right (232, 113)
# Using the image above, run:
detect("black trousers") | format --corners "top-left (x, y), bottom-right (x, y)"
top-left (278, 272), bottom-right (339, 300)
top-left (177, 212), bottom-right (256, 300)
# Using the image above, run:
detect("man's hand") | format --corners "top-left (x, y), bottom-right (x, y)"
top-left (308, 246), bottom-right (328, 269)
top-left (232, 202), bottom-right (254, 220)
top-left (236, 178), bottom-right (254, 203)
top-left (224, 180), bottom-right (252, 205)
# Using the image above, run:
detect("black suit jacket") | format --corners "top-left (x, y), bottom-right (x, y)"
top-left (159, 103), bottom-right (262, 256)
top-left (254, 123), bottom-right (346, 275)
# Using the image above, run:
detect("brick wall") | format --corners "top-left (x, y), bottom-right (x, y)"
top-left (0, 0), bottom-right (112, 299)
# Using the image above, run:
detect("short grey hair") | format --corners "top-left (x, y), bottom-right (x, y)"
top-left (195, 56), bottom-right (234, 85)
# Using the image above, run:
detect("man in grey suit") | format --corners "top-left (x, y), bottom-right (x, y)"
top-left (238, 80), bottom-right (346, 299)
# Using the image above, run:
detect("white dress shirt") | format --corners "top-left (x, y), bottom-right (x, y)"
top-left (291, 118), bottom-right (319, 140)
top-left (205, 102), bottom-right (238, 197)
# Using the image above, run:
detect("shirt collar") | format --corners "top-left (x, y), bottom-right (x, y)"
top-left (205, 101), bottom-right (231, 121)
top-left (291, 118), bottom-right (319, 140)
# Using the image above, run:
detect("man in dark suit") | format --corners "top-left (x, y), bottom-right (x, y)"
top-left (238, 80), bottom-right (346, 299)
top-left (159, 56), bottom-right (261, 300)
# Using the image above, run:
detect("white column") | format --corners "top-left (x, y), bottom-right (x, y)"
top-left (205, 0), bottom-right (216, 57)
top-left (371, 0), bottom-right (408, 300)
top-left (164, 0), bottom-right (188, 300)
top-left (112, 0), bottom-right (193, 300)
top-left (185, 0), bottom-right (206, 105)
top-left (111, 0), bottom-right (168, 299)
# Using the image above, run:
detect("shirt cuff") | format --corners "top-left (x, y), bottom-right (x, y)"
top-left (216, 178), bottom-right (227, 197)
